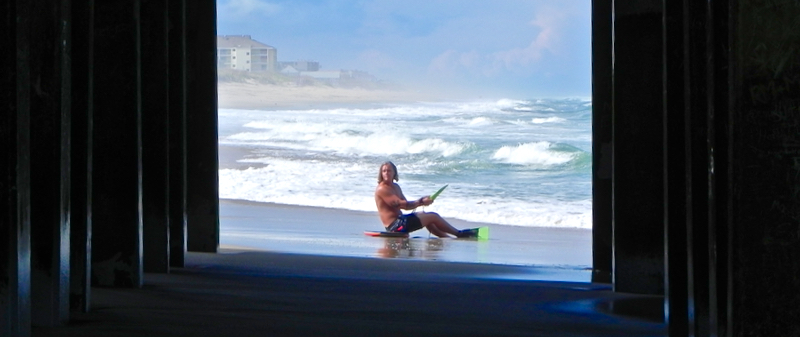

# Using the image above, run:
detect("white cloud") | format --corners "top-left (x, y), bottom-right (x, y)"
top-left (426, 3), bottom-right (585, 80)
top-left (490, 5), bottom-right (573, 71)
top-left (218, 0), bottom-right (281, 19)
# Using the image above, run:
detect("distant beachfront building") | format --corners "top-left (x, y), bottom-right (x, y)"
top-left (217, 35), bottom-right (277, 72)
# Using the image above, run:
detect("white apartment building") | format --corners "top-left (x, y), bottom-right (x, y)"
top-left (217, 35), bottom-right (277, 72)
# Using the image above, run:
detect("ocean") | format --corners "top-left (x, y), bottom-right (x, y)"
top-left (218, 98), bottom-right (593, 230)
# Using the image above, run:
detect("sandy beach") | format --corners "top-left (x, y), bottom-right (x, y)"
top-left (220, 199), bottom-right (593, 281)
top-left (218, 81), bottom-right (441, 110)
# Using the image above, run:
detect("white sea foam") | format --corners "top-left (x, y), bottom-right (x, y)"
top-left (467, 117), bottom-right (494, 127)
top-left (495, 98), bottom-right (528, 109)
top-left (492, 142), bottom-right (576, 166)
top-left (531, 117), bottom-right (567, 124)
top-left (428, 196), bottom-right (592, 229)
top-left (441, 116), bottom-right (497, 128)
top-left (219, 161), bottom-right (379, 213)
top-left (219, 165), bottom-right (592, 230)
top-left (223, 113), bottom-right (471, 158)
top-left (225, 131), bottom-right (277, 141)
top-left (218, 98), bottom-right (593, 230)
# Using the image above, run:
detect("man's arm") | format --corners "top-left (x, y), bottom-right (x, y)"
top-left (377, 184), bottom-right (423, 210)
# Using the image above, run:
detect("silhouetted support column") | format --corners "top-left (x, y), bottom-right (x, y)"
top-left (168, 0), bottom-right (188, 267)
top-left (69, 0), bottom-right (93, 313)
top-left (29, 0), bottom-right (71, 326)
top-left (670, 2), bottom-right (726, 335)
top-left (90, 0), bottom-right (143, 288)
top-left (185, 0), bottom-right (219, 253)
top-left (611, 2), bottom-right (665, 295)
top-left (709, 3), bottom-right (731, 335)
top-left (664, 1), bottom-right (727, 334)
top-left (2, 1), bottom-right (33, 335)
top-left (663, 0), bottom-right (689, 335)
top-left (662, 1), bottom-right (800, 336)
top-left (684, 3), bottom-right (714, 335)
top-left (729, 1), bottom-right (800, 335)
top-left (591, 0), bottom-right (613, 284)
top-left (141, 0), bottom-right (171, 274)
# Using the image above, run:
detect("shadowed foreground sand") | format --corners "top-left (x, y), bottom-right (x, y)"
top-left (34, 250), bottom-right (665, 337)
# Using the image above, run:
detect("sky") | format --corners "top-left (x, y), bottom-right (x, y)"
top-left (217, 0), bottom-right (591, 99)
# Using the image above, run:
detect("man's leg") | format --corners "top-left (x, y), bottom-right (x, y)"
top-left (416, 212), bottom-right (461, 237)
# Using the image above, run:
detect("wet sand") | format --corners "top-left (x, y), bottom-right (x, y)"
top-left (220, 198), bottom-right (593, 282)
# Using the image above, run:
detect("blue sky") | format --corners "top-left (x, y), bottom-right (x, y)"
top-left (217, 0), bottom-right (591, 99)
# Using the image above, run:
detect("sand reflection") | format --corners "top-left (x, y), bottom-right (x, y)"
top-left (377, 237), bottom-right (444, 259)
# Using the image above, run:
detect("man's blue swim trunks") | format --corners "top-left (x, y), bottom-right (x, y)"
top-left (385, 213), bottom-right (423, 233)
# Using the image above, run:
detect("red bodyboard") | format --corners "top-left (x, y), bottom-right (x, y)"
top-left (363, 231), bottom-right (409, 238)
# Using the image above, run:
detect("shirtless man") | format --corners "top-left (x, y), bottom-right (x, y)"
top-left (374, 161), bottom-right (474, 238)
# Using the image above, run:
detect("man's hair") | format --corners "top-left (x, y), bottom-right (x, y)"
top-left (378, 161), bottom-right (399, 183)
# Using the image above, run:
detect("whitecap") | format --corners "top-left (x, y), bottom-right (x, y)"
top-left (467, 117), bottom-right (494, 127)
top-left (531, 117), bottom-right (567, 124)
top-left (492, 142), bottom-right (576, 166)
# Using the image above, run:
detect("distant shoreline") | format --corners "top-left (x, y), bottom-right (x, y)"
top-left (217, 81), bottom-right (442, 110)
